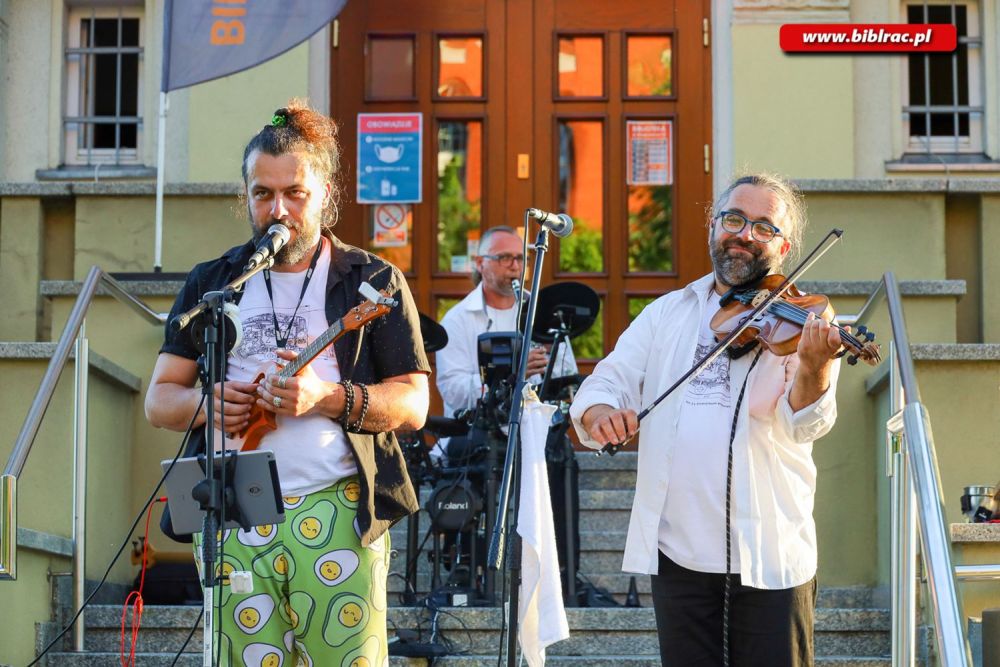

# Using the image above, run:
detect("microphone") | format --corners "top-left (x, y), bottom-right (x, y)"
top-left (526, 208), bottom-right (574, 238)
top-left (511, 279), bottom-right (523, 301)
top-left (245, 223), bottom-right (291, 271)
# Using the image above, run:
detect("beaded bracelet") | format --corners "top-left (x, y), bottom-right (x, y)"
top-left (348, 383), bottom-right (370, 433)
top-left (339, 379), bottom-right (355, 431)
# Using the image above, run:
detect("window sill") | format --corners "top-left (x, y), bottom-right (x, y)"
top-left (35, 165), bottom-right (156, 181)
top-left (886, 154), bottom-right (1000, 174)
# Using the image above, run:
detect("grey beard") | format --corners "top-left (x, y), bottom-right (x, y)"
top-left (251, 220), bottom-right (321, 266)
top-left (710, 242), bottom-right (776, 287)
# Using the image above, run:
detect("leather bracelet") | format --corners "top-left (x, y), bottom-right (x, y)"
top-left (348, 383), bottom-right (370, 433)
top-left (339, 379), bottom-right (355, 430)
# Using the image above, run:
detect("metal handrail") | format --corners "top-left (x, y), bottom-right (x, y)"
top-left (0, 266), bottom-right (167, 653)
top-left (868, 271), bottom-right (972, 666)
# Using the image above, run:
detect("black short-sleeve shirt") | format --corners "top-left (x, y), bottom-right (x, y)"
top-left (160, 233), bottom-right (430, 546)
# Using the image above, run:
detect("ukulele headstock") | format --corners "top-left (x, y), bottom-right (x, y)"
top-left (344, 281), bottom-right (398, 332)
top-left (844, 324), bottom-right (881, 366)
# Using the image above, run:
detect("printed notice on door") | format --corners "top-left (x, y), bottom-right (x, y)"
top-left (626, 120), bottom-right (672, 186)
top-left (357, 113), bottom-right (423, 203)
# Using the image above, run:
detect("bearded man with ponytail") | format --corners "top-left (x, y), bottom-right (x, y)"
top-left (146, 99), bottom-right (430, 665)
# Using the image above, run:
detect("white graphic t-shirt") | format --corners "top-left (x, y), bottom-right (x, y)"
top-left (658, 291), bottom-right (741, 574)
top-left (216, 237), bottom-right (358, 495)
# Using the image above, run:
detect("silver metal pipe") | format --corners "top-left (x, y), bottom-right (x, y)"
top-left (72, 320), bottom-right (89, 652)
top-left (888, 340), bottom-right (917, 667)
top-left (883, 273), bottom-right (921, 404)
top-left (904, 402), bottom-right (972, 666)
top-left (839, 278), bottom-right (887, 332)
top-left (3, 266), bottom-right (102, 478)
top-left (98, 273), bottom-right (168, 325)
top-left (897, 448), bottom-right (918, 667)
top-left (0, 475), bottom-right (14, 579)
top-left (955, 564), bottom-right (1000, 581)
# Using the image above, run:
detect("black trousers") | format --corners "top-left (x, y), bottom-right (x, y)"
top-left (650, 551), bottom-right (816, 667)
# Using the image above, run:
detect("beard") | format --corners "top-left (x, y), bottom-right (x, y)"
top-left (709, 233), bottom-right (781, 288)
top-left (249, 216), bottom-right (322, 266)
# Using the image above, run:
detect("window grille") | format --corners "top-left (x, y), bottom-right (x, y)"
top-left (903, 1), bottom-right (984, 157)
top-left (64, 6), bottom-right (143, 166)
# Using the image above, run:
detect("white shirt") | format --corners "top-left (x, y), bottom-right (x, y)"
top-left (218, 237), bottom-right (358, 495)
top-left (436, 283), bottom-right (578, 421)
top-left (569, 273), bottom-right (840, 590)
top-left (658, 292), bottom-right (740, 574)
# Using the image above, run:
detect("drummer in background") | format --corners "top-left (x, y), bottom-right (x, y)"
top-left (436, 225), bottom-right (577, 459)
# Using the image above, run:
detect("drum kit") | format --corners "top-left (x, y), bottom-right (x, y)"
top-left (398, 280), bottom-right (600, 607)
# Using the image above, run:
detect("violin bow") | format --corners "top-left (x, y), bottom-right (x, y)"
top-left (598, 228), bottom-right (845, 456)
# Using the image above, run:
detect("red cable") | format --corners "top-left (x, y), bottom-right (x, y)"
top-left (119, 498), bottom-right (165, 666)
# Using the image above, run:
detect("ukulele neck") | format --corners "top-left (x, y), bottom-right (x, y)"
top-left (281, 319), bottom-right (345, 377)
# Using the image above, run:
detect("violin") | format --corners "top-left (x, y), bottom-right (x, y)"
top-left (710, 273), bottom-right (881, 366)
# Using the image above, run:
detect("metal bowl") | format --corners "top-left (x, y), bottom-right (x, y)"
top-left (961, 485), bottom-right (996, 519)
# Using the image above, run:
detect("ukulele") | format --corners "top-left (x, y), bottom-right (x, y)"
top-left (238, 282), bottom-right (397, 451)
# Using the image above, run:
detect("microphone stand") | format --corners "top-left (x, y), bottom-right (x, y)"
top-left (600, 228), bottom-right (845, 455)
top-left (173, 256), bottom-right (274, 666)
top-left (487, 211), bottom-right (552, 667)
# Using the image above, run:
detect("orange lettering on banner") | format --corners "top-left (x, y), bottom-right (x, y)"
top-left (211, 20), bottom-right (245, 45)
top-left (212, 7), bottom-right (247, 17)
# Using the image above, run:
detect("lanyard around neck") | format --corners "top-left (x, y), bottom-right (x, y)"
top-left (262, 239), bottom-right (323, 349)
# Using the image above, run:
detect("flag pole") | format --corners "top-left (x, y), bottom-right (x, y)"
top-left (153, 90), bottom-right (167, 272)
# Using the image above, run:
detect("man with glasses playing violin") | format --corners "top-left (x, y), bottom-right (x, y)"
top-left (571, 174), bottom-right (844, 667)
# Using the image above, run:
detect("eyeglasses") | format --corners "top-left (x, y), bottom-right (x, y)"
top-left (716, 211), bottom-right (783, 243)
top-left (480, 253), bottom-right (525, 267)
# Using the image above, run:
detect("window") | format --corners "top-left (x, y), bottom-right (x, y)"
top-left (64, 6), bottom-right (143, 165)
top-left (902, 1), bottom-right (983, 158)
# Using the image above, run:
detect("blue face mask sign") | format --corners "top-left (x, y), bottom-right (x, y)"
top-left (357, 113), bottom-right (423, 204)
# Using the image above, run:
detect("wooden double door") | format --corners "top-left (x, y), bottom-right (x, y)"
top-left (331, 0), bottom-right (713, 382)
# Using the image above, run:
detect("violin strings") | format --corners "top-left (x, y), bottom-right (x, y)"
top-left (767, 299), bottom-right (860, 350)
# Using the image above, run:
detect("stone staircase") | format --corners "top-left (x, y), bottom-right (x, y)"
top-left (39, 451), bottom-right (893, 666)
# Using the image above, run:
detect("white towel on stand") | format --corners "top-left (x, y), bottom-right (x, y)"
top-left (516, 397), bottom-right (569, 666)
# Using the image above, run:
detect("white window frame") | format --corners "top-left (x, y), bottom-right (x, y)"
top-left (901, 0), bottom-right (984, 156)
top-left (63, 5), bottom-right (144, 166)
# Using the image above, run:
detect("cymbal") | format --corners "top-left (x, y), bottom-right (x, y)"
top-left (419, 312), bottom-right (449, 353)
top-left (524, 281), bottom-right (601, 343)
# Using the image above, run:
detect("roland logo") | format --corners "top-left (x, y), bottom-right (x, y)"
top-left (438, 500), bottom-right (469, 511)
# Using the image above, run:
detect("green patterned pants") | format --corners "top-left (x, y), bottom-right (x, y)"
top-left (193, 477), bottom-right (390, 667)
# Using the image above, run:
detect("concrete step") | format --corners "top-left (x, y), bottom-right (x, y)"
top-left (44, 654), bottom-right (892, 666)
top-left (63, 604), bottom-right (890, 660)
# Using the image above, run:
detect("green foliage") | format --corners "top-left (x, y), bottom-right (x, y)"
top-left (573, 318), bottom-right (604, 359)
top-left (628, 296), bottom-right (656, 321)
top-left (559, 221), bottom-right (603, 272)
top-left (628, 185), bottom-right (673, 272)
top-left (437, 155), bottom-right (480, 272)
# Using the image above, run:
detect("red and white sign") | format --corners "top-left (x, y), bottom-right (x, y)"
top-left (371, 203), bottom-right (410, 248)
top-left (626, 120), bottom-right (672, 186)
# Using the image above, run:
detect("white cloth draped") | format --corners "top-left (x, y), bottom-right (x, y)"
top-left (516, 397), bottom-right (569, 666)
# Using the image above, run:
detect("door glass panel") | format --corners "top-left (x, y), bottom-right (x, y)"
top-left (367, 35), bottom-right (415, 99)
top-left (558, 120), bottom-right (604, 272)
top-left (628, 185), bottom-right (673, 272)
top-left (437, 120), bottom-right (483, 272)
top-left (437, 36), bottom-right (484, 98)
top-left (557, 36), bottom-right (603, 97)
top-left (628, 296), bottom-right (657, 322)
top-left (626, 34), bottom-right (672, 97)
top-left (436, 296), bottom-right (462, 321)
top-left (368, 204), bottom-right (413, 272)
top-left (573, 296), bottom-right (604, 359)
